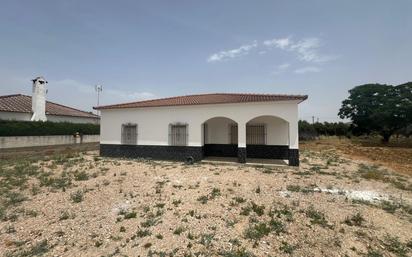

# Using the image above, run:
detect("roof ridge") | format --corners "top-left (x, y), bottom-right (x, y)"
top-left (95, 92), bottom-right (308, 110)
top-left (45, 99), bottom-right (99, 117)
top-left (0, 93), bottom-right (99, 118)
top-left (0, 93), bottom-right (26, 99)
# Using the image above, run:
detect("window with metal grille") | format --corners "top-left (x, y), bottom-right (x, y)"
top-left (169, 124), bottom-right (188, 146)
top-left (230, 124), bottom-right (238, 144)
top-left (247, 124), bottom-right (266, 145)
top-left (121, 124), bottom-right (137, 145)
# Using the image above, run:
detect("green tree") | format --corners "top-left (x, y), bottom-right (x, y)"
top-left (338, 83), bottom-right (412, 142)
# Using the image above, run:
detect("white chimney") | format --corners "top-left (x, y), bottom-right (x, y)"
top-left (31, 76), bottom-right (48, 121)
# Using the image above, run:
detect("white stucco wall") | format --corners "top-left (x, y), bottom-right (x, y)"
top-left (47, 115), bottom-right (100, 124)
top-left (0, 111), bottom-right (32, 121)
top-left (100, 101), bottom-right (300, 149)
top-left (205, 117), bottom-right (235, 144)
top-left (247, 116), bottom-right (289, 145)
top-left (0, 111), bottom-right (99, 124)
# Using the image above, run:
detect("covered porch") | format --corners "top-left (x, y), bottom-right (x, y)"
top-left (201, 115), bottom-right (299, 166)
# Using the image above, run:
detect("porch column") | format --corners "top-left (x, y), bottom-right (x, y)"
top-left (288, 120), bottom-right (299, 166)
top-left (237, 122), bottom-right (247, 163)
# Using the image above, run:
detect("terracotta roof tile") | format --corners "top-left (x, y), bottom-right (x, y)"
top-left (0, 94), bottom-right (99, 119)
top-left (94, 93), bottom-right (308, 110)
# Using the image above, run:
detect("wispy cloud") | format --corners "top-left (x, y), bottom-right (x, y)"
top-left (207, 36), bottom-right (337, 69)
top-left (265, 37), bottom-right (337, 63)
top-left (207, 41), bottom-right (258, 62)
top-left (104, 88), bottom-right (155, 102)
top-left (272, 63), bottom-right (290, 75)
top-left (294, 66), bottom-right (322, 74)
top-left (263, 37), bottom-right (291, 49)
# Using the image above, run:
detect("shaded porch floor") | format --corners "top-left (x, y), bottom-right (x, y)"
top-left (201, 156), bottom-right (288, 166)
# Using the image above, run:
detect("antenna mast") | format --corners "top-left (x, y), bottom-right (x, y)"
top-left (95, 84), bottom-right (103, 115)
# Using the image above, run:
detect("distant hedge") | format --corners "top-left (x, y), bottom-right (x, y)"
top-left (299, 120), bottom-right (351, 140)
top-left (0, 120), bottom-right (100, 137)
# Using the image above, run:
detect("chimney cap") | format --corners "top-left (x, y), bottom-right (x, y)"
top-left (32, 76), bottom-right (48, 84)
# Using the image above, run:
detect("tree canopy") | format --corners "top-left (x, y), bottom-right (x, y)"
top-left (338, 82), bottom-right (412, 142)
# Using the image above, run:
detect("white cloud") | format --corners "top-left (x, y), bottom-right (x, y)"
top-left (207, 36), bottom-right (337, 67)
top-left (207, 41), bottom-right (258, 62)
top-left (104, 88), bottom-right (155, 102)
top-left (294, 66), bottom-right (322, 74)
top-left (264, 37), bottom-right (337, 63)
top-left (263, 37), bottom-right (291, 49)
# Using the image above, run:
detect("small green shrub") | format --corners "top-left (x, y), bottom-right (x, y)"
top-left (269, 218), bottom-right (286, 235)
top-left (199, 233), bottom-right (215, 247)
top-left (286, 185), bottom-right (301, 192)
top-left (74, 170), bottom-right (89, 181)
top-left (383, 234), bottom-right (408, 257)
top-left (123, 211), bottom-right (137, 219)
top-left (306, 206), bottom-right (330, 228)
top-left (173, 226), bottom-right (186, 235)
top-left (240, 206), bottom-right (252, 216)
top-left (233, 197), bottom-right (246, 204)
top-left (244, 222), bottom-right (271, 240)
top-left (344, 212), bottom-right (365, 226)
top-left (210, 188), bottom-right (221, 199)
top-left (279, 241), bottom-right (296, 254)
top-left (220, 248), bottom-right (255, 257)
top-left (172, 199), bottom-right (182, 207)
top-left (381, 200), bottom-right (399, 213)
top-left (135, 229), bottom-right (151, 238)
top-left (4, 191), bottom-right (27, 207)
top-left (358, 164), bottom-right (387, 181)
top-left (197, 195), bottom-right (209, 204)
top-left (70, 190), bottom-right (84, 203)
top-left (366, 249), bottom-right (383, 257)
top-left (59, 210), bottom-right (73, 220)
top-left (251, 202), bottom-right (265, 216)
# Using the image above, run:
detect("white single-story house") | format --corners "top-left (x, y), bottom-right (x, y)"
top-left (0, 77), bottom-right (99, 124)
top-left (94, 93), bottom-right (307, 166)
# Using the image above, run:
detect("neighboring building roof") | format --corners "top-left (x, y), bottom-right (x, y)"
top-left (0, 94), bottom-right (99, 119)
top-left (94, 93), bottom-right (308, 110)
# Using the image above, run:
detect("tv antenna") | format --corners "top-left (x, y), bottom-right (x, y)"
top-left (95, 84), bottom-right (103, 114)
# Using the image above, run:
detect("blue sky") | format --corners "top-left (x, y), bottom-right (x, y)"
top-left (1, 0), bottom-right (411, 121)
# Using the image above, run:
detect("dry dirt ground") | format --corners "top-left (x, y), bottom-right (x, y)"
top-left (1, 143), bottom-right (412, 257)
top-left (301, 137), bottom-right (412, 176)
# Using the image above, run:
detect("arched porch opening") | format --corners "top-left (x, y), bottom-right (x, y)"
top-left (202, 117), bottom-right (238, 158)
top-left (245, 115), bottom-right (290, 163)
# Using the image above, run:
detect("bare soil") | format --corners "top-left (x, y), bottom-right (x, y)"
top-left (301, 137), bottom-right (412, 176)
top-left (1, 140), bottom-right (412, 257)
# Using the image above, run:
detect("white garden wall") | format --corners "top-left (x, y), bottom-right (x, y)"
top-left (0, 111), bottom-right (31, 121)
top-left (0, 135), bottom-right (100, 149)
top-left (0, 111), bottom-right (99, 124)
top-left (47, 115), bottom-right (100, 124)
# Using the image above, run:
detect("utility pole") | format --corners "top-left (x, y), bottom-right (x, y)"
top-left (95, 85), bottom-right (103, 115)
top-left (312, 116), bottom-right (315, 124)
